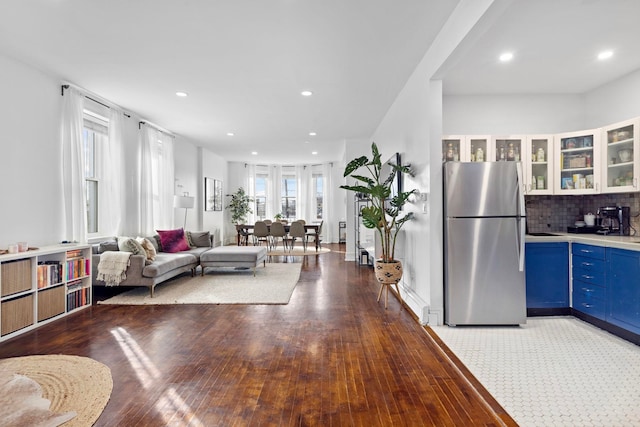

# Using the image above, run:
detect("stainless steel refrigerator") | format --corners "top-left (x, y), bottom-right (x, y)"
top-left (443, 162), bottom-right (526, 326)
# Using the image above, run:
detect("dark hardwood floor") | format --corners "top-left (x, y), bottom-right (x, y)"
top-left (0, 244), bottom-right (516, 426)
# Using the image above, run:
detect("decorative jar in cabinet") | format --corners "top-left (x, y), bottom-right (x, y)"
top-left (601, 118), bottom-right (639, 193)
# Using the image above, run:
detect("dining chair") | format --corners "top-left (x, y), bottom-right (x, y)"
top-left (263, 219), bottom-right (272, 225)
top-left (269, 221), bottom-right (288, 251)
top-left (306, 220), bottom-right (323, 251)
top-left (253, 221), bottom-right (270, 248)
top-left (296, 219), bottom-right (306, 225)
top-left (288, 220), bottom-right (307, 251)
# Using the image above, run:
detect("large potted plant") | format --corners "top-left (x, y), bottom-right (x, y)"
top-left (341, 142), bottom-right (415, 307)
top-left (226, 187), bottom-right (253, 225)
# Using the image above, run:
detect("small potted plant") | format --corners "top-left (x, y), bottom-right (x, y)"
top-left (341, 142), bottom-right (416, 307)
top-left (226, 187), bottom-right (253, 225)
top-left (273, 213), bottom-right (284, 222)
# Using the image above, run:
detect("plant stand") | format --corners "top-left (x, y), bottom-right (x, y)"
top-left (374, 260), bottom-right (403, 309)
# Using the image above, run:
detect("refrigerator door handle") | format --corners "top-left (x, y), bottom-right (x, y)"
top-left (517, 218), bottom-right (525, 272)
top-left (516, 162), bottom-right (526, 217)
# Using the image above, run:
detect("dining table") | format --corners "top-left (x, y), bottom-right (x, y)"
top-left (235, 223), bottom-right (321, 250)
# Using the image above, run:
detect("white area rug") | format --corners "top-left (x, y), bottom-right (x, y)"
top-left (98, 263), bottom-right (302, 305)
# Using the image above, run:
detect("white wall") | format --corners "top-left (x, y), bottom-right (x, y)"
top-left (368, 0), bottom-right (497, 324)
top-left (0, 53), bottom-right (230, 249)
top-left (443, 94), bottom-right (585, 135)
top-left (585, 68), bottom-right (640, 127)
top-left (201, 147), bottom-right (227, 246)
top-left (0, 54), bottom-right (65, 248)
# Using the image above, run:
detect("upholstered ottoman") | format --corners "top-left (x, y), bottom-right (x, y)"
top-left (200, 246), bottom-right (267, 276)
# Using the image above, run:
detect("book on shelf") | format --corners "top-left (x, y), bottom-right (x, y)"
top-left (37, 261), bottom-right (63, 288)
top-left (66, 249), bottom-right (84, 259)
top-left (67, 286), bottom-right (89, 311)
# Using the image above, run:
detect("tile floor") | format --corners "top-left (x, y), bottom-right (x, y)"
top-left (430, 317), bottom-right (640, 426)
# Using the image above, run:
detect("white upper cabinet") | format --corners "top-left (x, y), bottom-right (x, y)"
top-left (442, 136), bottom-right (463, 162)
top-left (601, 118), bottom-right (639, 193)
top-left (554, 129), bottom-right (600, 195)
top-left (442, 135), bottom-right (492, 162)
top-left (525, 135), bottom-right (554, 195)
top-left (466, 136), bottom-right (492, 162)
top-left (491, 136), bottom-right (524, 163)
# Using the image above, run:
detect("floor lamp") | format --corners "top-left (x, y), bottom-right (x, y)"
top-left (174, 193), bottom-right (195, 229)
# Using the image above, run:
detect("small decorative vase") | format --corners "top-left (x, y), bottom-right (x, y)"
top-left (374, 260), bottom-right (403, 309)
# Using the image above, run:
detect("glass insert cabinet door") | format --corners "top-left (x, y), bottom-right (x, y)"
top-left (467, 136), bottom-right (491, 162)
top-left (601, 118), bottom-right (639, 193)
top-left (492, 136), bottom-right (523, 162)
top-left (442, 136), bottom-right (463, 162)
top-left (442, 135), bottom-right (492, 162)
top-left (525, 135), bottom-right (553, 195)
top-left (554, 129), bottom-right (600, 194)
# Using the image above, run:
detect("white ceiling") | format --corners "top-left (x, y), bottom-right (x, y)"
top-left (1, 1), bottom-right (639, 164)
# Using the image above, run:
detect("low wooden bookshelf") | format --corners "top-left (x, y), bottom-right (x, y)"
top-left (0, 244), bottom-right (91, 341)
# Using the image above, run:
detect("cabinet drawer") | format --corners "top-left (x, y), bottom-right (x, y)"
top-left (572, 267), bottom-right (605, 285)
top-left (573, 283), bottom-right (606, 320)
top-left (572, 243), bottom-right (606, 260)
top-left (1, 294), bottom-right (34, 336)
top-left (37, 286), bottom-right (66, 321)
top-left (1, 259), bottom-right (33, 297)
top-left (573, 279), bottom-right (606, 300)
top-left (572, 255), bottom-right (605, 274)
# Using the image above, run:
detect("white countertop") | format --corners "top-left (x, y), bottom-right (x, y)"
top-left (526, 232), bottom-right (640, 251)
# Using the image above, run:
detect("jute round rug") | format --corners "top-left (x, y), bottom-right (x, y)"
top-left (0, 355), bottom-right (112, 427)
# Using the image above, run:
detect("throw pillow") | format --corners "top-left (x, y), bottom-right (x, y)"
top-left (116, 236), bottom-right (135, 252)
top-left (186, 231), bottom-right (211, 248)
top-left (98, 240), bottom-right (119, 254)
top-left (156, 228), bottom-right (190, 253)
top-left (119, 238), bottom-right (146, 256)
top-left (137, 237), bottom-right (157, 262)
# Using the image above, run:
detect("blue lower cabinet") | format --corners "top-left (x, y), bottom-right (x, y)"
top-left (573, 279), bottom-right (606, 320)
top-left (607, 248), bottom-right (640, 335)
top-left (525, 242), bottom-right (569, 309)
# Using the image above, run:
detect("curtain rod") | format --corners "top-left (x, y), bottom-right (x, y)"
top-left (61, 84), bottom-right (131, 118)
top-left (138, 121), bottom-right (175, 138)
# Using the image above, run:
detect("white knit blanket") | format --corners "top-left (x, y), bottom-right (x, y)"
top-left (96, 251), bottom-right (132, 286)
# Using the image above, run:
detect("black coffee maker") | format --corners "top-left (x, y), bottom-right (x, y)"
top-left (597, 206), bottom-right (630, 235)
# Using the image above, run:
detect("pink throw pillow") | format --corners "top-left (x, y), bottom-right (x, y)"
top-left (156, 228), bottom-right (190, 253)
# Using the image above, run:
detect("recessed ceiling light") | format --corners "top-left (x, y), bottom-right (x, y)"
top-left (304, 141), bottom-right (310, 144)
top-left (499, 52), bottom-right (513, 62)
top-left (227, 132), bottom-right (235, 136)
top-left (309, 132), bottom-right (317, 136)
top-left (598, 50), bottom-right (613, 60)
top-left (312, 151), bottom-right (318, 155)
top-left (251, 151), bottom-right (258, 155)
top-left (176, 91), bottom-right (188, 97)
top-left (301, 90), bottom-right (313, 97)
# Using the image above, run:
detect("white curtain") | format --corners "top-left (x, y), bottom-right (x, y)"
top-left (244, 163), bottom-right (256, 223)
top-left (139, 124), bottom-right (175, 234)
top-left (267, 165), bottom-right (282, 219)
top-left (322, 162), bottom-right (334, 243)
top-left (296, 165), bottom-right (314, 222)
top-left (100, 107), bottom-right (124, 236)
top-left (61, 87), bottom-right (87, 243)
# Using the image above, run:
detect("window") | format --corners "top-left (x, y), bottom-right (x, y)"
top-left (281, 168), bottom-right (296, 220)
top-left (313, 172), bottom-right (323, 220)
top-left (255, 173), bottom-right (267, 219)
top-left (82, 110), bottom-right (108, 235)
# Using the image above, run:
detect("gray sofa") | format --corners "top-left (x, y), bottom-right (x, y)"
top-left (91, 232), bottom-right (213, 297)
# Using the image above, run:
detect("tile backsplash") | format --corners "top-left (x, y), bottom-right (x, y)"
top-left (526, 193), bottom-right (640, 236)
